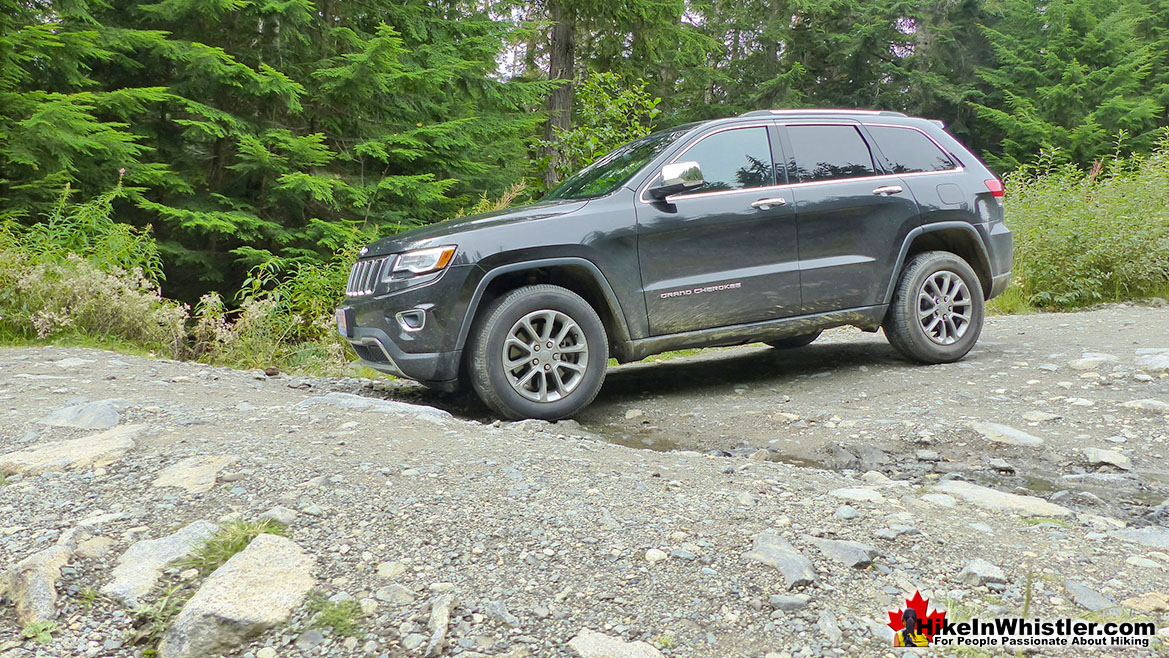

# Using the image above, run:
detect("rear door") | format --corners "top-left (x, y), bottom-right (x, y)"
top-left (778, 123), bottom-right (922, 313)
top-left (636, 124), bottom-right (802, 335)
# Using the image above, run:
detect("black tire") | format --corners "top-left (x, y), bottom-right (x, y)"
top-left (468, 284), bottom-right (608, 420)
top-left (884, 251), bottom-right (984, 363)
top-left (765, 331), bottom-right (822, 350)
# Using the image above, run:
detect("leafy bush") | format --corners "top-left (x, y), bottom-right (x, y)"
top-left (0, 253), bottom-right (188, 356)
top-left (1002, 138), bottom-right (1169, 309)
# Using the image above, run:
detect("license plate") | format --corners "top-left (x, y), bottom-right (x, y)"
top-left (335, 308), bottom-right (348, 337)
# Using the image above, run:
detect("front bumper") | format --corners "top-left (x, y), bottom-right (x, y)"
top-left (335, 264), bottom-right (474, 390)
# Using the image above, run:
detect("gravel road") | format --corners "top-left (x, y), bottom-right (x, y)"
top-left (1, 304), bottom-right (1168, 658)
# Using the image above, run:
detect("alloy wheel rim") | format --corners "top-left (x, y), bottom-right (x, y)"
top-left (502, 309), bottom-right (589, 403)
top-left (916, 270), bottom-right (972, 346)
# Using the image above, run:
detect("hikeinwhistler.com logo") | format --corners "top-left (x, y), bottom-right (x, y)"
top-left (887, 590), bottom-right (1158, 649)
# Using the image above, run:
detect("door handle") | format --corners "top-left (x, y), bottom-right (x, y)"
top-left (872, 185), bottom-right (904, 196)
top-left (751, 197), bottom-right (787, 210)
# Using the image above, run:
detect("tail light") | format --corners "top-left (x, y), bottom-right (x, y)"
top-left (984, 179), bottom-right (1005, 198)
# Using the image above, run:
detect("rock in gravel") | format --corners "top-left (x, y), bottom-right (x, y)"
top-left (258, 506), bottom-right (297, 526)
top-left (769, 594), bottom-right (809, 610)
top-left (1084, 447), bottom-right (1132, 470)
top-left (1122, 593), bottom-right (1169, 613)
top-left (645, 548), bottom-right (668, 563)
top-left (424, 592), bottom-right (458, 658)
top-left (296, 392), bottom-right (452, 424)
top-left (377, 560), bottom-right (407, 579)
top-left (37, 399), bottom-right (123, 429)
top-left (744, 533), bottom-right (817, 589)
top-left (970, 422), bottom-right (1044, 447)
top-left (1135, 350), bottom-right (1169, 372)
top-left (0, 542), bottom-right (73, 624)
top-left (834, 505), bottom-right (862, 520)
top-left (152, 455), bottom-right (236, 494)
top-left (958, 558), bottom-right (1006, 586)
top-left (1122, 399), bottom-right (1169, 414)
top-left (374, 584), bottom-right (415, 604)
top-left (930, 480), bottom-right (1071, 517)
top-left (568, 628), bottom-right (665, 658)
top-left (1113, 527), bottom-right (1169, 549)
top-left (1064, 580), bottom-right (1117, 612)
top-left (818, 609), bottom-right (843, 644)
top-left (805, 536), bottom-right (878, 568)
top-left (921, 493), bottom-right (956, 508)
top-left (829, 487), bottom-right (886, 505)
top-left (1022, 411), bottom-right (1061, 423)
top-left (0, 424), bottom-right (142, 475)
top-left (1069, 355), bottom-right (1117, 370)
top-left (101, 521), bottom-right (218, 607)
top-left (158, 534), bottom-right (315, 658)
top-left (486, 600), bottom-right (520, 627)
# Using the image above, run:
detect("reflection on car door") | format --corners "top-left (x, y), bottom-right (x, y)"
top-left (779, 123), bottom-right (922, 314)
top-left (636, 125), bottom-right (802, 335)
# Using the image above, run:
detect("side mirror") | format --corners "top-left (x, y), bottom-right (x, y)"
top-left (648, 161), bottom-right (703, 200)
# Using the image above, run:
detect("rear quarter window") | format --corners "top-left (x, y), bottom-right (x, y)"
top-left (867, 125), bottom-right (957, 174)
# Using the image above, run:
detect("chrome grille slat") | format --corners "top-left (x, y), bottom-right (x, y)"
top-left (345, 256), bottom-right (391, 297)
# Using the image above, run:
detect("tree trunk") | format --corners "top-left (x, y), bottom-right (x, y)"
top-left (542, 0), bottom-right (576, 188)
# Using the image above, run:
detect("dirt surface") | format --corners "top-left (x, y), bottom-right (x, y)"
top-left (1, 304), bottom-right (1168, 658)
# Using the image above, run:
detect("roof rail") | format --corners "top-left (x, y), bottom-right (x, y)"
top-left (738, 109), bottom-right (909, 118)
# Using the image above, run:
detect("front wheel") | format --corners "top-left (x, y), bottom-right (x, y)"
top-left (468, 284), bottom-right (608, 420)
top-left (883, 251), bottom-right (984, 363)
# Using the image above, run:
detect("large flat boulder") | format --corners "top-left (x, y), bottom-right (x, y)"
top-left (38, 399), bottom-right (124, 430)
top-left (152, 456), bottom-right (236, 494)
top-left (568, 628), bottom-right (665, 658)
top-left (744, 532), bottom-right (817, 589)
top-left (0, 424), bottom-right (142, 475)
top-left (101, 521), bottom-right (219, 607)
top-left (930, 480), bottom-right (1070, 517)
top-left (158, 534), bottom-right (315, 658)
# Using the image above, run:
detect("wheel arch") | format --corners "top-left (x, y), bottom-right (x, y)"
top-left (884, 223), bottom-right (993, 304)
top-left (455, 258), bottom-right (633, 360)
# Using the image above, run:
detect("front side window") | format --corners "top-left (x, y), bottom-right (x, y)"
top-left (867, 125), bottom-right (957, 174)
top-left (544, 128), bottom-right (688, 201)
top-left (786, 125), bottom-right (877, 183)
top-left (673, 127), bottom-right (774, 196)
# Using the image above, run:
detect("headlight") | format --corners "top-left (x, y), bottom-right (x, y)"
top-left (389, 246), bottom-right (457, 277)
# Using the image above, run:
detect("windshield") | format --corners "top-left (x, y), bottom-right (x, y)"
top-left (543, 128), bottom-right (688, 201)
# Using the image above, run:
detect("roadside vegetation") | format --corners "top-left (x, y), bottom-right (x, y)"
top-left (989, 137), bottom-right (1169, 313)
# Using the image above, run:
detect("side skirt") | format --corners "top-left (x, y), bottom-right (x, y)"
top-left (620, 305), bottom-right (888, 362)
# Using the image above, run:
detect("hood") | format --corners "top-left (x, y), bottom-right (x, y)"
top-left (363, 198), bottom-right (589, 257)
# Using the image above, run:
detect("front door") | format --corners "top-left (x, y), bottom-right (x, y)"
top-left (636, 125), bottom-right (802, 335)
top-left (779, 123), bottom-right (922, 313)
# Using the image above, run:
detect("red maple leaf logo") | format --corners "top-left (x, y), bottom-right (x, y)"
top-left (887, 590), bottom-right (947, 643)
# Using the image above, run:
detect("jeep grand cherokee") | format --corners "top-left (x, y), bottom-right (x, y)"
top-left (336, 109), bottom-right (1013, 419)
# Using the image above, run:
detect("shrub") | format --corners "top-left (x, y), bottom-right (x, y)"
top-left (0, 252), bottom-right (188, 357)
top-left (1002, 139), bottom-right (1169, 309)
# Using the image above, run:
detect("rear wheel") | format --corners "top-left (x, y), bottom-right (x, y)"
top-left (468, 284), bottom-right (608, 420)
top-left (884, 251), bottom-right (984, 363)
top-left (765, 331), bottom-right (822, 350)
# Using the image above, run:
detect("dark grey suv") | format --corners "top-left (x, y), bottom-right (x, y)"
top-left (336, 109), bottom-right (1012, 419)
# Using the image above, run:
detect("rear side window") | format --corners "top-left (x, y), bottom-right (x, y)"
top-left (786, 125), bottom-right (877, 183)
top-left (675, 127), bottom-right (775, 195)
top-left (867, 125), bottom-right (957, 174)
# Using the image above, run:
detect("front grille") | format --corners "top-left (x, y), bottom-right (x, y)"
top-left (345, 257), bottom-right (390, 296)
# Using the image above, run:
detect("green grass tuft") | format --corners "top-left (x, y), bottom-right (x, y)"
top-left (177, 519), bottom-right (288, 575)
top-left (306, 592), bottom-right (363, 636)
top-left (21, 620), bottom-right (60, 644)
